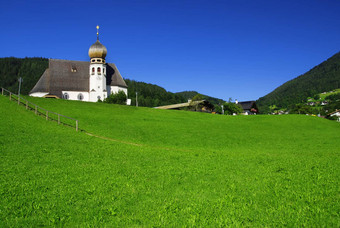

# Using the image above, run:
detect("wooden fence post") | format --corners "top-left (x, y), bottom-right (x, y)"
top-left (26, 101), bottom-right (28, 110)
top-left (76, 120), bottom-right (78, 132)
top-left (58, 114), bottom-right (60, 125)
top-left (18, 97), bottom-right (20, 105)
top-left (1, 88), bottom-right (3, 96)
top-left (9, 92), bottom-right (11, 101)
top-left (35, 106), bottom-right (37, 115)
top-left (46, 111), bottom-right (48, 120)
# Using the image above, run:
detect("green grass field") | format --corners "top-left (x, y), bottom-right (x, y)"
top-left (0, 95), bottom-right (339, 226)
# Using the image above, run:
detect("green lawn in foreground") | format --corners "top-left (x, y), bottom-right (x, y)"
top-left (0, 95), bottom-right (339, 226)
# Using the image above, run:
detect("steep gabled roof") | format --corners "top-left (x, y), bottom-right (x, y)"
top-left (30, 68), bottom-right (50, 93)
top-left (107, 63), bottom-right (128, 88)
top-left (238, 101), bottom-right (257, 111)
top-left (48, 59), bottom-right (90, 98)
top-left (30, 59), bottom-right (127, 98)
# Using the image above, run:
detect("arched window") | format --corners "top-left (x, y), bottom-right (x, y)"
top-left (97, 96), bottom-right (101, 101)
top-left (92, 67), bottom-right (95, 74)
top-left (63, 93), bottom-right (69, 100)
top-left (77, 93), bottom-right (84, 101)
top-left (97, 67), bottom-right (101, 74)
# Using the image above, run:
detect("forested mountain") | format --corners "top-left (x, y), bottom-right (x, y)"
top-left (257, 51), bottom-right (340, 113)
top-left (176, 91), bottom-right (225, 105)
top-left (125, 79), bottom-right (186, 107)
top-left (0, 57), bottom-right (48, 95)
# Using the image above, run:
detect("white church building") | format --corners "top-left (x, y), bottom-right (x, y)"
top-left (30, 26), bottom-right (129, 103)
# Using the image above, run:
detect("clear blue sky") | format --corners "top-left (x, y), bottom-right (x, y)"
top-left (1, 0), bottom-right (340, 101)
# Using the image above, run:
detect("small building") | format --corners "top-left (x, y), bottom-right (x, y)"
top-left (237, 101), bottom-right (258, 115)
top-left (328, 109), bottom-right (340, 122)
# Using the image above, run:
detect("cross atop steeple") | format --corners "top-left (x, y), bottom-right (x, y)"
top-left (96, 25), bottom-right (99, 40)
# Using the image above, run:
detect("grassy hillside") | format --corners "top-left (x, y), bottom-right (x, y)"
top-left (257, 51), bottom-right (340, 113)
top-left (1, 95), bottom-right (340, 226)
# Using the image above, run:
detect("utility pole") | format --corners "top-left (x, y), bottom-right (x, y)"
top-left (18, 77), bottom-right (23, 96)
top-left (136, 92), bottom-right (138, 107)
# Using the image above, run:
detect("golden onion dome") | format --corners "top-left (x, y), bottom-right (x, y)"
top-left (88, 39), bottom-right (107, 59)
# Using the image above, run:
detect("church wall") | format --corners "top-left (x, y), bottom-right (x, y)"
top-left (108, 86), bottom-right (128, 96)
top-left (30, 92), bottom-right (49, 97)
top-left (89, 91), bottom-right (106, 102)
top-left (62, 91), bottom-right (89, 101)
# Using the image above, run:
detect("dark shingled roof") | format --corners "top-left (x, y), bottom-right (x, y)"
top-left (30, 59), bottom-right (127, 98)
top-left (238, 101), bottom-right (257, 111)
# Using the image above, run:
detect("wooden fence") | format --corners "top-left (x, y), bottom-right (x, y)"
top-left (1, 88), bottom-right (79, 131)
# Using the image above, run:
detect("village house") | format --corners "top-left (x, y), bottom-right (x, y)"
top-left (237, 100), bottom-right (258, 115)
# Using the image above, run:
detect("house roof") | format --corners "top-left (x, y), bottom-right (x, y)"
top-left (328, 109), bottom-right (340, 116)
top-left (30, 59), bottom-right (127, 98)
top-left (155, 100), bottom-right (208, 110)
top-left (238, 101), bottom-right (257, 110)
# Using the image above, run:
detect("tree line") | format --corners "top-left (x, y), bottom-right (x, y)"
top-left (0, 57), bottom-right (48, 95)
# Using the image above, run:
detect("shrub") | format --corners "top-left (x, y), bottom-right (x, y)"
top-left (104, 90), bottom-right (127, 105)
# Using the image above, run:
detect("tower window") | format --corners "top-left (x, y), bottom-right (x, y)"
top-left (63, 93), bottom-right (69, 100)
top-left (77, 93), bottom-right (84, 101)
top-left (91, 59), bottom-right (95, 63)
top-left (97, 67), bottom-right (101, 75)
top-left (92, 67), bottom-right (95, 75)
top-left (71, 66), bottom-right (77, 72)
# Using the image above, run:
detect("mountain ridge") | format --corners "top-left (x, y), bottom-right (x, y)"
top-left (257, 51), bottom-right (340, 113)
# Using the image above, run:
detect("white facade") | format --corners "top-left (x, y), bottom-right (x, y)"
top-left (30, 92), bottom-right (49, 97)
top-left (62, 91), bottom-right (89, 101)
top-left (107, 86), bottom-right (128, 96)
top-left (89, 60), bottom-right (107, 102)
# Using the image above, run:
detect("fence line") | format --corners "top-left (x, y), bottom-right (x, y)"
top-left (1, 88), bottom-right (79, 131)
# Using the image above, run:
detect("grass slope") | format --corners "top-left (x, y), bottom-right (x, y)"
top-left (0, 96), bottom-right (339, 226)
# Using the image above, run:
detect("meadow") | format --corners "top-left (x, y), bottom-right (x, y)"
top-left (0, 95), bottom-right (339, 226)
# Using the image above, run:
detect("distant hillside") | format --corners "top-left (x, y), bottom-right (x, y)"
top-left (124, 79), bottom-right (186, 107)
top-left (257, 51), bottom-right (340, 113)
top-left (0, 57), bottom-right (48, 95)
top-left (176, 91), bottom-right (225, 105)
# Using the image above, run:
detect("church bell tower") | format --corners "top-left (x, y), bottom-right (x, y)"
top-left (88, 25), bottom-right (107, 102)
